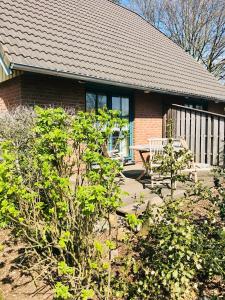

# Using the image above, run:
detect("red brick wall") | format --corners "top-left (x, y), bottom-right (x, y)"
top-left (134, 91), bottom-right (163, 162)
top-left (0, 74), bottom-right (85, 111)
top-left (21, 74), bottom-right (85, 110)
top-left (0, 77), bottom-right (22, 111)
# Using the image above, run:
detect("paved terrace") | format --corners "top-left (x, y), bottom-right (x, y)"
top-left (118, 164), bottom-right (214, 216)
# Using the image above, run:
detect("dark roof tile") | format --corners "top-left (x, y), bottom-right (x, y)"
top-left (0, 0), bottom-right (224, 100)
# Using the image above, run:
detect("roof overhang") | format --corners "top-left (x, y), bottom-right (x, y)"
top-left (11, 62), bottom-right (225, 103)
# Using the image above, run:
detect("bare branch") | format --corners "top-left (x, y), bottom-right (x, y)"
top-left (129, 0), bottom-right (225, 81)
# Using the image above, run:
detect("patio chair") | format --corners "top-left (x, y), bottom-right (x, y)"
top-left (147, 138), bottom-right (197, 188)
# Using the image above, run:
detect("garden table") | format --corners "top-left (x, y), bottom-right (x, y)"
top-left (130, 138), bottom-right (193, 181)
top-left (129, 144), bottom-right (151, 180)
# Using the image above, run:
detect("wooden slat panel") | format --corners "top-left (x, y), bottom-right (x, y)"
top-left (190, 111), bottom-right (196, 161)
top-left (200, 114), bottom-right (206, 164)
top-left (207, 116), bottom-right (212, 165)
top-left (218, 118), bottom-right (225, 166)
top-left (212, 117), bottom-right (219, 165)
top-left (185, 110), bottom-right (191, 148)
top-left (176, 109), bottom-right (181, 137)
top-left (172, 108), bottom-right (176, 137)
top-left (180, 108), bottom-right (185, 138)
top-left (162, 107), bottom-right (168, 138)
top-left (195, 112), bottom-right (201, 163)
top-left (168, 104), bottom-right (225, 166)
top-left (167, 108), bottom-right (175, 137)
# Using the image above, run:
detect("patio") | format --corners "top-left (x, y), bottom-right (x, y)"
top-left (118, 163), bottom-right (214, 216)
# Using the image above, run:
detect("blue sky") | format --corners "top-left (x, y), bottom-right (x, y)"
top-left (120, 0), bottom-right (129, 6)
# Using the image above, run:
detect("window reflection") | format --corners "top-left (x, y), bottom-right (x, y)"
top-left (98, 95), bottom-right (107, 109)
top-left (112, 97), bottom-right (120, 111)
top-left (86, 92), bottom-right (131, 158)
top-left (111, 131), bottom-right (129, 157)
top-left (122, 97), bottom-right (129, 117)
top-left (111, 96), bottom-right (130, 157)
top-left (86, 93), bottom-right (96, 112)
top-left (112, 131), bottom-right (120, 152)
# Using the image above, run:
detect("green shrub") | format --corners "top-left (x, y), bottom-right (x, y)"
top-left (121, 198), bottom-right (201, 300)
top-left (1, 109), bottom-right (225, 299)
top-left (114, 138), bottom-right (225, 300)
top-left (0, 107), bottom-right (127, 299)
top-left (118, 196), bottom-right (225, 299)
top-left (213, 167), bottom-right (225, 220)
top-left (188, 181), bottom-right (225, 285)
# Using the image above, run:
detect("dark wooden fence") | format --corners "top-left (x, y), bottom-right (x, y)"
top-left (166, 104), bottom-right (225, 166)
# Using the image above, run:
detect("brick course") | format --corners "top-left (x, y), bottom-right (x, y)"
top-left (0, 77), bottom-right (22, 111)
top-left (0, 74), bottom-right (85, 111)
top-left (21, 74), bottom-right (85, 110)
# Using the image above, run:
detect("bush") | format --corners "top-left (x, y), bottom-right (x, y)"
top-left (115, 198), bottom-right (199, 299)
top-left (0, 107), bottom-right (127, 299)
top-left (0, 105), bottom-right (34, 143)
top-left (119, 196), bottom-right (225, 299)
top-left (1, 109), bottom-right (225, 299)
top-left (114, 138), bottom-right (225, 300)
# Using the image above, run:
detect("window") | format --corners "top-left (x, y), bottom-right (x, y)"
top-left (86, 92), bottom-right (107, 112)
top-left (111, 96), bottom-right (130, 157)
top-left (85, 91), bottom-right (133, 159)
top-left (112, 96), bottom-right (129, 117)
top-left (98, 95), bottom-right (107, 109)
top-left (184, 103), bottom-right (205, 110)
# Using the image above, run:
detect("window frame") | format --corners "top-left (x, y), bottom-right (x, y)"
top-left (85, 92), bottom-right (108, 113)
top-left (85, 90), bottom-right (134, 161)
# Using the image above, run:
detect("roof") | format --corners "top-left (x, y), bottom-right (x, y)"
top-left (0, 0), bottom-right (224, 101)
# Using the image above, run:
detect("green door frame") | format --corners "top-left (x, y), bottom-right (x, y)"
top-left (85, 86), bottom-right (134, 161)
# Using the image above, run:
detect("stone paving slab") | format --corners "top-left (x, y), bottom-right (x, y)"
top-left (118, 177), bottom-right (163, 215)
top-left (117, 164), bottom-right (214, 216)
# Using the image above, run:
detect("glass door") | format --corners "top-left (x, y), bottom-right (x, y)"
top-left (111, 96), bottom-right (131, 159)
top-left (85, 91), bottom-right (133, 161)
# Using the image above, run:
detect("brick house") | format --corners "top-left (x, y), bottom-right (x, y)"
top-left (0, 0), bottom-right (225, 163)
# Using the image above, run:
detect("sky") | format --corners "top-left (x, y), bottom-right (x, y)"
top-left (120, 0), bottom-right (130, 7)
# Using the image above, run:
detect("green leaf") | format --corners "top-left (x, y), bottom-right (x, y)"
top-left (54, 282), bottom-right (71, 300)
top-left (81, 289), bottom-right (95, 300)
top-left (172, 270), bottom-right (178, 279)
